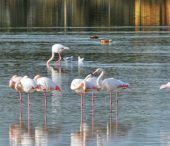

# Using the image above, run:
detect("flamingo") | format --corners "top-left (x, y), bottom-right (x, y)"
top-left (93, 68), bottom-right (129, 112)
top-left (70, 72), bottom-right (100, 119)
top-left (15, 76), bottom-right (37, 129)
top-left (9, 75), bottom-right (23, 120)
top-left (9, 75), bottom-right (23, 102)
top-left (160, 82), bottom-right (170, 90)
top-left (47, 44), bottom-right (69, 65)
top-left (34, 74), bottom-right (61, 118)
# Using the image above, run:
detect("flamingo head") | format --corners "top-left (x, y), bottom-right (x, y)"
top-left (92, 68), bottom-right (104, 76)
top-left (55, 85), bottom-right (61, 92)
top-left (33, 74), bottom-right (41, 80)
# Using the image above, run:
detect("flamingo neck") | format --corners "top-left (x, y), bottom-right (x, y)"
top-left (47, 52), bottom-right (55, 65)
top-left (97, 70), bottom-right (104, 88)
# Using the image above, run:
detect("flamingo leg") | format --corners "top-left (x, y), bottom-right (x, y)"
top-left (19, 92), bottom-right (22, 123)
top-left (115, 92), bottom-right (118, 124)
top-left (81, 94), bottom-right (84, 125)
top-left (44, 92), bottom-right (47, 127)
top-left (91, 92), bottom-right (94, 131)
top-left (109, 92), bottom-right (112, 113)
top-left (28, 93), bottom-right (30, 130)
top-left (56, 53), bottom-right (62, 65)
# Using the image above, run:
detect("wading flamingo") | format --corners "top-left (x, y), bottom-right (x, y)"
top-left (34, 74), bottom-right (61, 124)
top-left (47, 44), bottom-right (69, 65)
top-left (15, 76), bottom-right (37, 129)
top-left (70, 71), bottom-right (100, 121)
top-left (93, 68), bottom-right (129, 112)
top-left (9, 75), bottom-right (23, 120)
top-left (160, 82), bottom-right (170, 90)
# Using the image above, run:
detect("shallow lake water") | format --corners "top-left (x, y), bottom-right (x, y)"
top-left (0, 31), bottom-right (170, 146)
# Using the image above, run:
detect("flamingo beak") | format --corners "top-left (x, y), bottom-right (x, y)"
top-left (55, 86), bottom-right (61, 91)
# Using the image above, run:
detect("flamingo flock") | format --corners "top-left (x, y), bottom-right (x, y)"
top-left (9, 43), bottom-right (130, 117)
top-left (9, 43), bottom-right (170, 132)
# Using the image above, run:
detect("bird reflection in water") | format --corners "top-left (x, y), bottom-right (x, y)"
top-left (9, 95), bottom-right (61, 146)
top-left (9, 104), bottom-right (34, 146)
top-left (71, 100), bottom-right (130, 146)
top-left (46, 64), bottom-right (63, 128)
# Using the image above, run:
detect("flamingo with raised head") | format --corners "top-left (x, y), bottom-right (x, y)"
top-left (47, 44), bottom-right (69, 65)
top-left (93, 68), bottom-right (129, 112)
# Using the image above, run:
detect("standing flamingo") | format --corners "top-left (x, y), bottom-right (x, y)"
top-left (47, 44), bottom-right (69, 65)
top-left (93, 68), bottom-right (129, 112)
top-left (70, 71), bottom-right (100, 123)
top-left (9, 75), bottom-right (23, 120)
top-left (15, 76), bottom-right (37, 129)
top-left (34, 74), bottom-right (61, 123)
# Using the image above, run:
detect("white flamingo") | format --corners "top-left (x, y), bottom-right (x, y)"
top-left (47, 44), bottom-right (69, 65)
top-left (34, 74), bottom-right (61, 120)
top-left (9, 75), bottom-right (23, 120)
top-left (9, 75), bottom-right (23, 103)
top-left (93, 68), bottom-right (129, 111)
top-left (15, 76), bottom-right (37, 129)
top-left (70, 72), bottom-right (100, 116)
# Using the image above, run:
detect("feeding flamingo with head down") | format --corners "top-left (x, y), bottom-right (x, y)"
top-left (47, 44), bottom-right (69, 66)
top-left (92, 68), bottom-right (129, 112)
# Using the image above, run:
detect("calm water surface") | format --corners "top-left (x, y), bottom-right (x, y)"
top-left (0, 31), bottom-right (170, 146)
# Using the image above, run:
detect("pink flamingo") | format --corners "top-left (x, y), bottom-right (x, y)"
top-left (71, 73), bottom-right (99, 105)
top-left (34, 75), bottom-right (61, 125)
top-left (9, 75), bottom-right (23, 120)
top-left (70, 79), bottom-right (86, 124)
top-left (70, 72), bottom-right (100, 124)
top-left (15, 76), bottom-right (37, 129)
top-left (46, 44), bottom-right (69, 65)
top-left (93, 68), bottom-right (129, 112)
top-left (9, 75), bottom-right (23, 102)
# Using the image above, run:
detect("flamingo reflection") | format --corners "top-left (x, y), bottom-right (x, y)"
top-left (9, 103), bottom-right (34, 146)
top-left (71, 101), bottom-right (130, 146)
top-left (9, 97), bottom-right (61, 146)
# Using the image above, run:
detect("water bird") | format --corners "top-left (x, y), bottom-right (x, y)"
top-left (100, 39), bottom-right (112, 45)
top-left (34, 75), bottom-right (61, 111)
top-left (63, 56), bottom-right (73, 62)
top-left (160, 82), bottom-right (170, 90)
top-left (15, 76), bottom-right (37, 126)
top-left (90, 35), bottom-right (99, 39)
top-left (78, 56), bottom-right (84, 65)
top-left (9, 75), bottom-right (23, 102)
top-left (47, 44), bottom-right (69, 65)
top-left (93, 68), bottom-right (129, 111)
top-left (70, 71), bottom-right (100, 113)
top-left (9, 75), bottom-right (23, 119)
